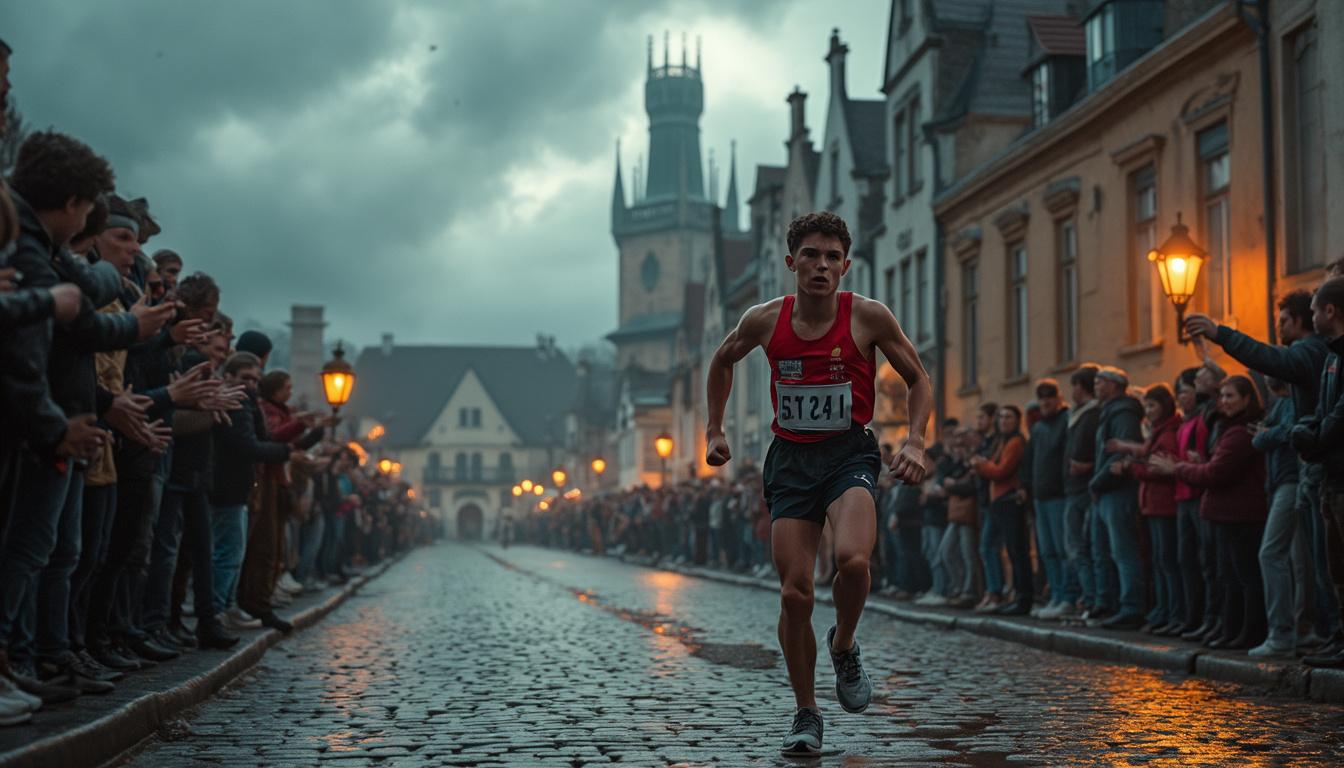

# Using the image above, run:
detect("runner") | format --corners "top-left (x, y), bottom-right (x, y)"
top-left (704, 211), bottom-right (931, 757)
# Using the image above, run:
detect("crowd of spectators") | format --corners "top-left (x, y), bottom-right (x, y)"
top-left (0, 39), bottom-right (431, 726)
top-left (524, 261), bottom-right (1344, 672)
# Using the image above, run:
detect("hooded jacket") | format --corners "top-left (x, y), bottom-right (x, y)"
top-left (1089, 394), bottom-right (1144, 496)
top-left (1292, 335), bottom-right (1344, 487)
top-left (1022, 407), bottom-right (1069, 501)
top-left (1064, 399), bottom-right (1100, 497)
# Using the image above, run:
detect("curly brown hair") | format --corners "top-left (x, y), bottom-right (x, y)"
top-left (786, 211), bottom-right (852, 256)
top-left (10, 131), bottom-right (115, 211)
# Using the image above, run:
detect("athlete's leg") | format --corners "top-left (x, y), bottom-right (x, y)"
top-left (772, 518), bottom-right (823, 709)
top-left (828, 487), bottom-right (878, 652)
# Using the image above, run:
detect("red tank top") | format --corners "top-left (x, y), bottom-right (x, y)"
top-left (766, 291), bottom-right (876, 443)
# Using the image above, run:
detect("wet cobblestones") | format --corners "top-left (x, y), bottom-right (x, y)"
top-left (124, 543), bottom-right (1344, 767)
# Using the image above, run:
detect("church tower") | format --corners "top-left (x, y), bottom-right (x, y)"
top-left (608, 32), bottom-right (718, 374)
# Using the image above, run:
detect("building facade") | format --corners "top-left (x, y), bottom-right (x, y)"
top-left (935, 0), bottom-right (1342, 421)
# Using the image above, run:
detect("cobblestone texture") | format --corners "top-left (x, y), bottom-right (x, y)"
top-left (124, 543), bottom-right (1344, 767)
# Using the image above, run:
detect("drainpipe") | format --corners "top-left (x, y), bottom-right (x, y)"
top-left (1239, 0), bottom-right (1277, 342)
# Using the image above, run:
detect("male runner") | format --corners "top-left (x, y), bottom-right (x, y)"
top-left (704, 211), bottom-right (931, 756)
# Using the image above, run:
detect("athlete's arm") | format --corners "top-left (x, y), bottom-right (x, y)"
top-left (705, 301), bottom-right (776, 466)
top-left (856, 296), bottom-right (932, 484)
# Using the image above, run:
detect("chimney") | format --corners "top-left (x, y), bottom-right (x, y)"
top-left (381, 333), bottom-right (394, 356)
top-left (787, 86), bottom-right (808, 140)
top-left (825, 28), bottom-right (848, 100)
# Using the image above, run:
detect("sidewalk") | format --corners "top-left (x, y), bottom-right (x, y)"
top-left (615, 552), bottom-right (1344, 704)
top-left (0, 557), bottom-right (400, 768)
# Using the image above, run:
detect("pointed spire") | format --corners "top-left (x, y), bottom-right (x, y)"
top-left (724, 140), bottom-right (741, 233)
top-left (611, 139), bottom-right (626, 225)
top-left (681, 31), bottom-right (687, 67)
top-left (647, 35), bottom-right (653, 71)
top-left (663, 30), bottom-right (669, 69)
top-left (696, 35), bottom-right (702, 71)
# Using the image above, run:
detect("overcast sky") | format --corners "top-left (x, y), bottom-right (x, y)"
top-left (4, 1), bottom-right (885, 350)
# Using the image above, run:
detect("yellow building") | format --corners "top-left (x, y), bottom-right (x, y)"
top-left (935, 1), bottom-right (1340, 420)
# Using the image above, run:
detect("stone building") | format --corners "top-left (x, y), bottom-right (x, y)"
top-left (935, 0), bottom-right (1343, 421)
top-left (287, 305), bottom-right (325, 410)
top-left (345, 339), bottom-right (577, 540)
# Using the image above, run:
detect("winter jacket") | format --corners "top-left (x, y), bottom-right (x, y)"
top-left (1089, 394), bottom-right (1144, 496)
top-left (1022, 407), bottom-right (1069, 501)
top-left (0, 287), bottom-right (52, 330)
top-left (1174, 408), bottom-right (1211, 503)
top-left (5, 195), bottom-right (138, 423)
top-left (86, 281), bottom-right (137, 487)
top-left (210, 393), bottom-right (290, 507)
top-left (1127, 415), bottom-right (1180, 517)
top-left (1064, 399), bottom-right (1101, 497)
top-left (975, 432), bottom-right (1025, 502)
top-left (1254, 395), bottom-right (1299, 492)
top-left (1215, 325), bottom-right (1329, 421)
top-left (922, 448), bottom-right (953, 527)
top-left (258, 398), bottom-right (323, 487)
top-left (1175, 416), bottom-right (1268, 523)
top-left (1292, 335), bottom-right (1344, 489)
top-left (944, 458), bottom-right (978, 526)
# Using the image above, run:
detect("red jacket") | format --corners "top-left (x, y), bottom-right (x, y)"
top-left (1174, 408), bottom-right (1211, 502)
top-left (1174, 419), bottom-right (1268, 523)
top-left (1128, 415), bottom-right (1180, 517)
top-left (260, 398), bottom-right (321, 487)
top-left (975, 433), bottom-right (1025, 502)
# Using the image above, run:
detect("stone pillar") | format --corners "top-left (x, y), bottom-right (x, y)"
top-left (288, 305), bottom-right (326, 410)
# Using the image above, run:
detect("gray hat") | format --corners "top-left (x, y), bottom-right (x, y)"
top-left (1096, 366), bottom-right (1129, 388)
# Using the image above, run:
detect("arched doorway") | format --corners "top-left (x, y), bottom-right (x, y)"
top-left (457, 504), bottom-right (484, 541)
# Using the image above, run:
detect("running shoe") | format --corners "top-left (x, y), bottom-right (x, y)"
top-left (826, 625), bottom-right (872, 713)
top-left (781, 706), bottom-right (823, 757)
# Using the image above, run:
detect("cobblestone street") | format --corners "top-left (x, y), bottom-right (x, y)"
top-left (124, 543), bottom-right (1344, 767)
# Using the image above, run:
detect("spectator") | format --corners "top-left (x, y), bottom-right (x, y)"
top-left (972, 406), bottom-right (1030, 615)
top-left (1021, 380), bottom-right (1072, 619)
top-left (939, 429), bottom-right (981, 607)
top-left (1249, 376), bottom-right (1304, 658)
top-left (1064, 365), bottom-right (1102, 622)
top-left (1088, 366), bottom-right (1146, 630)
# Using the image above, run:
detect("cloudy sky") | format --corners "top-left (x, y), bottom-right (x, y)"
top-left (5, 0), bottom-right (885, 351)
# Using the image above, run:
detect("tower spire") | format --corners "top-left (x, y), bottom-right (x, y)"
top-left (696, 35), bottom-right (702, 70)
top-left (724, 139), bottom-right (740, 233)
top-left (611, 139), bottom-right (626, 229)
top-left (647, 35), bottom-right (653, 71)
top-left (681, 31), bottom-right (687, 67)
top-left (663, 30), bottom-right (669, 68)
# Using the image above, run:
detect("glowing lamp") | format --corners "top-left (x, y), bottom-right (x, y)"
top-left (521, 479), bottom-right (534, 492)
top-left (320, 343), bottom-right (356, 412)
top-left (1147, 213), bottom-right (1207, 343)
top-left (591, 458), bottom-right (606, 475)
top-left (654, 433), bottom-right (674, 459)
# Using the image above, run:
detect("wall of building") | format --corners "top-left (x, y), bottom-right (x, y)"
top-left (938, 13), bottom-right (1275, 422)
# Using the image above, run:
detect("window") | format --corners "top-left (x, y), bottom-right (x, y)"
top-left (883, 266), bottom-right (896, 309)
top-left (1057, 219), bottom-right (1078, 362)
top-left (961, 260), bottom-right (979, 387)
top-left (899, 258), bottom-right (914, 333)
top-left (498, 452), bottom-right (514, 481)
top-left (471, 408), bottom-right (482, 428)
top-left (428, 489), bottom-right (441, 508)
top-left (907, 97), bottom-right (922, 191)
top-left (1009, 244), bottom-right (1029, 377)
top-left (470, 452), bottom-right (482, 481)
top-left (893, 110), bottom-right (907, 199)
top-left (1031, 63), bottom-right (1051, 127)
top-left (1198, 122), bottom-right (1231, 320)
top-left (458, 408), bottom-right (468, 427)
top-left (1130, 165), bottom-right (1160, 343)
top-left (915, 249), bottom-right (930, 343)
top-left (454, 452), bottom-right (468, 480)
top-left (1085, 3), bottom-right (1115, 89)
top-left (1287, 19), bottom-right (1325, 273)
top-left (427, 451), bottom-right (441, 470)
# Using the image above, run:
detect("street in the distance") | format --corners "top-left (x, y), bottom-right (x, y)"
top-left (123, 543), bottom-right (1344, 766)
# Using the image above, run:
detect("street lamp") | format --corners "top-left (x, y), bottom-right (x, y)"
top-left (591, 457), bottom-right (606, 476)
top-left (377, 458), bottom-right (393, 475)
top-left (1148, 212), bottom-right (1207, 344)
top-left (654, 432), bottom-right (674, 488)
top-left (512, 485), bottom-right (523, 497)
top-left (551, 468), bottom-right (567, 488)
top-left (320, 342), bottom-right (356, 415)
top-left (533, 485), bottom-right (544, 496)
top-left (521, 479), bottom-right (534, 492)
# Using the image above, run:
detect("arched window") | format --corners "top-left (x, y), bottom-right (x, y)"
top-left (454, 452), bottom-right (468, 480)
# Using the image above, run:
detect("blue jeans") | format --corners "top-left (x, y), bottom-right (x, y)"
top-left (1034, 498), bottom-right (1072, 604)
top-left (0, 458), bottom-right (78, 665)
top-left (1065, 493), bottom-right (1095, 607)
top-left (1147, 515), bottom-right (1184, 627)
top-left (143, 487), bottom-right (215, 632)
top-left (70, 483), bottom-right (116, 652)
top-left (320, 513), bottom-right (346, 577)
top-left (295, 513), bottom-right (326, 583)
top-left (1094, 489), bottom-right (1143, 617)
top-left (1176, 498), bottom-right (1206, 628)
top-left (210, 504), bottom-right (249, 615)
top-left (979, 506), bottom-right (1004, 596)
top-left (1259, 483), bottom-right (1301, 644)
top-left (1299, 463), bottom-right (1340, 638)
top-left (922, 524), bottom-right (947, 596)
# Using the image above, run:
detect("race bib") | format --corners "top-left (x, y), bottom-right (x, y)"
top-left (775, 381), bottom-right (851, 432)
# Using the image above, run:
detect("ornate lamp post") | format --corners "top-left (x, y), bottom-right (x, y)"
top-left (320, 342), bottom-right (356, 415)
top-left (590, 457), bottom-right (606, 488)
top-left (654, 432), bottom-right (674, 488)
top-left (1147, 213), bottom-right (1207, 344)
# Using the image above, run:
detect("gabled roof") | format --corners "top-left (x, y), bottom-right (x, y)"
top-left (1026, 15), bottom-right (1086, 59)
top-left (347, 345), bottom-right (578, 448)
top-left (747, 165), bottom-right (786, 205)
top-left (845, 99), bottom-right (888, 175)
top-left (606, 312), bottom-right (682, 342)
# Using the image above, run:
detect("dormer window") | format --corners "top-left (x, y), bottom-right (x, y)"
top-left (1085, 1), bottom-right (1165, 91)
top-left (1031, 64), bottom-right (1051, 127)
top-left (1023, 16), bottom-right (1087, 128)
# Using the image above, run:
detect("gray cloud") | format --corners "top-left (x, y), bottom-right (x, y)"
top-left (3, 0), bottom-right (882, 350)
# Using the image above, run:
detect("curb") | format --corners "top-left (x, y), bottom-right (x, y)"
top-left (613, 554), bottom-right (1344, 703)
top-left (0, 556), bottom-right (401, 768)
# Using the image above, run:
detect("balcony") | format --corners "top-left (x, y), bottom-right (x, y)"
top-left (422, 466), bottom-right (518, 486)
